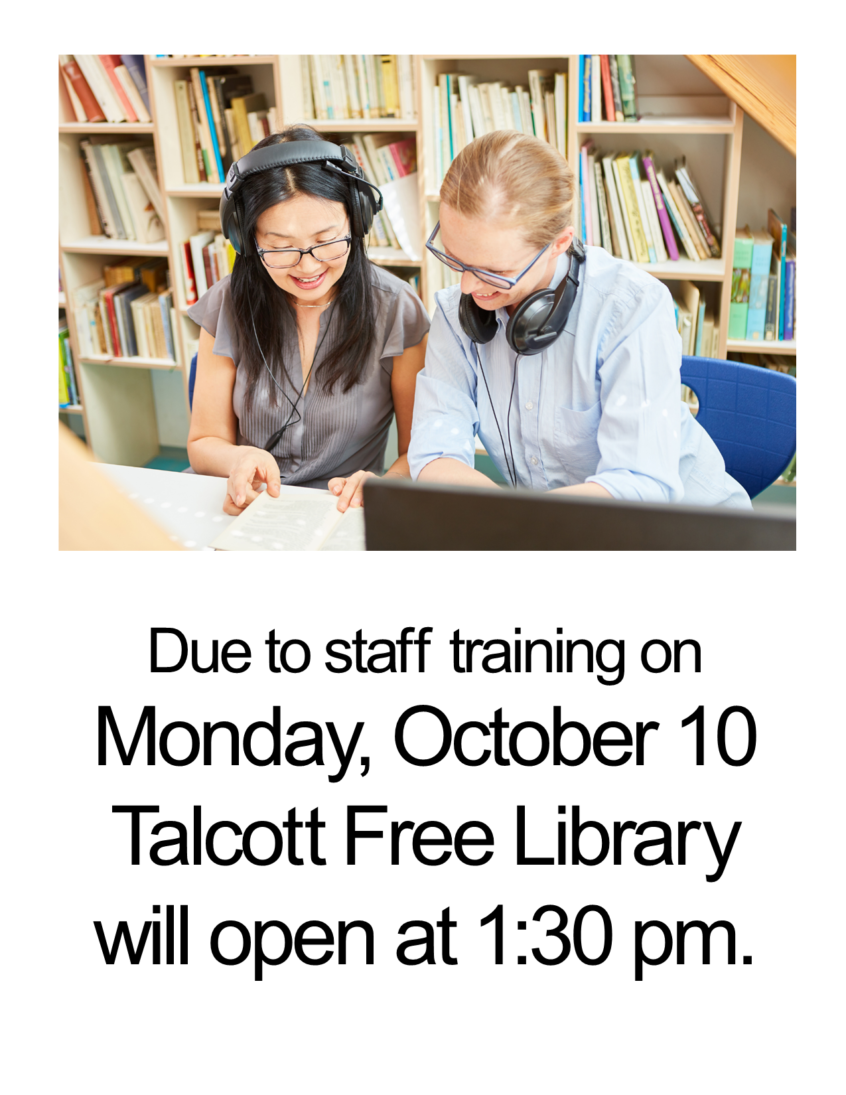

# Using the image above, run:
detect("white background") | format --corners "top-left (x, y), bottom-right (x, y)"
top-left (7, 8), bottom-right (840, 1094)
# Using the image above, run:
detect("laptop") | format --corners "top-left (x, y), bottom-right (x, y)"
top-left (362, 478), bottom-right (795, 551)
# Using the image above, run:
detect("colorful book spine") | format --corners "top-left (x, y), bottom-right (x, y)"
top-left (200, 71), bottom-right (225, 184)
top-left (745, 232), bottom-right (774, 341)
top-left (641, 155), bottom-right (679, 261)
top-left (784, 258), bottom-right (795, 341)
top-left (728, 230), bottom-right (754, 340)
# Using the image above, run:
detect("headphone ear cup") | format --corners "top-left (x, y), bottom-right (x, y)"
top-left (228, 209), bottom-right (244, 255)
top-left (459, 293), bottom-right (498, 344)
top-left (505, 288), bottom-right (556, 355)
top-left (347, 183), bottom-right (366, 239)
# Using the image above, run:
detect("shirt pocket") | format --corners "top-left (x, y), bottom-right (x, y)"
top-left (553, 401), bottom-right (602, 482)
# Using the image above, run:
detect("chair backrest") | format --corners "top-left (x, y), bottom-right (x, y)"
top-left (189, 353), bottom-right (197, 410)
top-left (680, 355), bottom-right (796, 499)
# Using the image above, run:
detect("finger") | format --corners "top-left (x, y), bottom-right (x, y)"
top-left (336, 474), bottom-right (363, 513)
top-left (263, 457), bottom-right (281, 498)
top-left (328, 477), bottom-right (346, 496)
top-left (229, 463), bottom-right (257, 508)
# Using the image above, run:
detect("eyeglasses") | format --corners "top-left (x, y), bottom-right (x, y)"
top-left (425, 222), bottom-right (551, 290)
top-left (255, 235), bottom-right (352, 269)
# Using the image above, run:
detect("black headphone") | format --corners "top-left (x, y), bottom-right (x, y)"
top-left (219, 139), bottom-right (384, 254)
top-left (458, 236), bottom-right (586, 355)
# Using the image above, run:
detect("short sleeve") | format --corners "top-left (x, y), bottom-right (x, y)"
top-left (379, 282), bottom-right (430, 361)
top-left (186, 276), bottom-right (238, 361)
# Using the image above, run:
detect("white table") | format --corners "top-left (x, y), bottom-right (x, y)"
top-left (98, 465), bottom-right (343, 551)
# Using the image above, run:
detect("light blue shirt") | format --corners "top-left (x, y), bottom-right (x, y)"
top-left (409, 246), bottom-right (751, 508)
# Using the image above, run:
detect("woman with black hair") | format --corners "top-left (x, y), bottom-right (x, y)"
top-left (187, 126), bottom-right (429, 514)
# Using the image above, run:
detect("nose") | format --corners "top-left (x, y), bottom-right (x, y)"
top-left (296, 249), bottom-right (324, 273)
top-left (461, 269), bottom-right (487, 295)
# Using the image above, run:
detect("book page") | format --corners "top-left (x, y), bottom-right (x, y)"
top-left (209, 491), bottom-right (346, 552)
top-left (319, 506), bottom-right (366, 551)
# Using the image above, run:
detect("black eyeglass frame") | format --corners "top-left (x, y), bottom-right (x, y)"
top-left (254, 234), bottom-right (353, 269)
top-left (425, 221), bottom-right (552, 289)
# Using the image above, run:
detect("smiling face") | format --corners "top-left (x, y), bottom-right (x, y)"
top-left (439, 202), bottom-right (575, 315)
top-left (254, 193), bottom-right (351, 307)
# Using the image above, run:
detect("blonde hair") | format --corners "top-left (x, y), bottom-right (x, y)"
top-left (440, 131), bottom-right (575, 249)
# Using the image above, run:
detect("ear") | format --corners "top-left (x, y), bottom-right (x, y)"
top-left (550, 225), bottom-right (576, 257)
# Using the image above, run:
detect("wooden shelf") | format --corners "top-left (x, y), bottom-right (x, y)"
top-left (78, 354), bottom-right (179, 370)
top-left (305, 119), bottom-right (418, 132)
top-left (149, 55), bottom-right (278, 67)
top-left (61, 236), bottom-right (169, 256)
top-left (59, 405), bottom-right (84, 415)
top-left (727, 339), bottom-right (796, 356)
top-left (59, 292), bottom-right (66, 306)
top-left (634, 258), bottom-right (725, 282)
top-left (576, 117), bottom-right (734, 135)
top-left (166, 183), bottom-right (225, 198)
top-left (59, 122), bottom-right (155, 134)
top-left (367, 248), bottom-right (420, 267)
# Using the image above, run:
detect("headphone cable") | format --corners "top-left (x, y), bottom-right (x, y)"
top-left (475, 343), bottom-right (517, 487)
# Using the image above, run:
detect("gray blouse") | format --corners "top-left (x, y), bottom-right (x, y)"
top-left (187, 264), bottom-right (430, 489)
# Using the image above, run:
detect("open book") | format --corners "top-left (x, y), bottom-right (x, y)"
top-left (209, 490), bottom-right (365, 551)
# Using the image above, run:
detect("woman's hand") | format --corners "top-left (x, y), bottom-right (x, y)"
top-left (328, 470), bottom-right (377, 512)
top-left (224, 447), bottom-right (281, 515)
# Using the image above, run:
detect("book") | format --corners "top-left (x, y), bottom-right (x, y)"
top-left (209, 489), bottom-right (366, 552)
top-left (588, 148), bottom-right (601, 248)
top-left (608, 55), bottom-right (624, 122)
top-left (700, 308), bottom-right (716, 358)
top-left (97, 55), bottom-right (138, 122)
top-left (615, 153), bottom-right (649, 263)
top-left (190, 231), bottom-right (215, 298)
top-left (528, 70), bottom-right (554, 142)
top-left (120, 56), bottom-right (150, 114)
top-left (187, 81), bottom-right (208, 181)
top-left (641, 178), bottom-right (667, 263)
top-left (784, 246), bottom-right (796, 342)
top-left (74, 55), bottom-right (124, 122)
top-left (656, 169), bottom-right (698, 261)
top-left (629, 156), bottom-right (656, 262)
top-left (593, 159), bottom-right (612, 254)
top-left (675, 160), bottom-right (720, 257)
top-left (675, 280), bottom-right (701, 355)
top-left (114, 64), bottom-right (151, 124)
top-left (764, 274), bottom-right (778, 340)
top-left (728, 227), bottom-right (754, 340)
top-left (581, 55), bottom-right (591, 123)
top-left (126, 146), bottom-right (164, 223)
top-left (668, 179), bottom-right (708, 259)
top-left (181, 242), bottom-right (198, 306)
top-left (600, 55), bottom-right (614, 121)
top-left (554, 72), bottom-right (567, 151)
top-left (616, 55), bottom-right (637, 120)
top-left (121, 172), bottom-right (165, 243)
top-left (231, 92), bottom-right (267, 157)
top-left (767, 209), bottom-right (789, 340)
top-left (192, 68), bottom-right (222, 183)
top-left (610, 156), bottom-right (636, 260)
top-left (590, 55), bottom-right (601, 123)
top-left (580, 143), bottom-right (593, 245)
top-left (60, 56), bottom-right (105, 122)
top-left (641, 153), bottom-right (679, 261)
top-left (601, 153), bottom-right (630, 261)
top-left (745, 230), bottom-right (774, 341)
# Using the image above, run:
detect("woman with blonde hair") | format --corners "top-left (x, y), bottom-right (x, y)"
top-left (408, 131), bottom-right (749, 507)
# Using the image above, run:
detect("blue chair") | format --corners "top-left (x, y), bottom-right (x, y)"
top-left (189, 352), bottom-right (197, 410)
top-left (680, 355), bottom-right (796, 499)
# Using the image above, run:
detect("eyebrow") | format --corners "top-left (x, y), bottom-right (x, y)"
top-left (262, 224), bottom-right (342, 241)
top-left (442, 244), bottom-right (508, 274)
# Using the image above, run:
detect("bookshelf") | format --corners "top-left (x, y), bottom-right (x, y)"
top-left (59, 54), bottom-right (795, 470)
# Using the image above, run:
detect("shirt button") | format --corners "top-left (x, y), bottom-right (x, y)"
top-left (531, 456), bottom-right (539, 466)
top-left (525, 401), bottom-right (534, 410)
